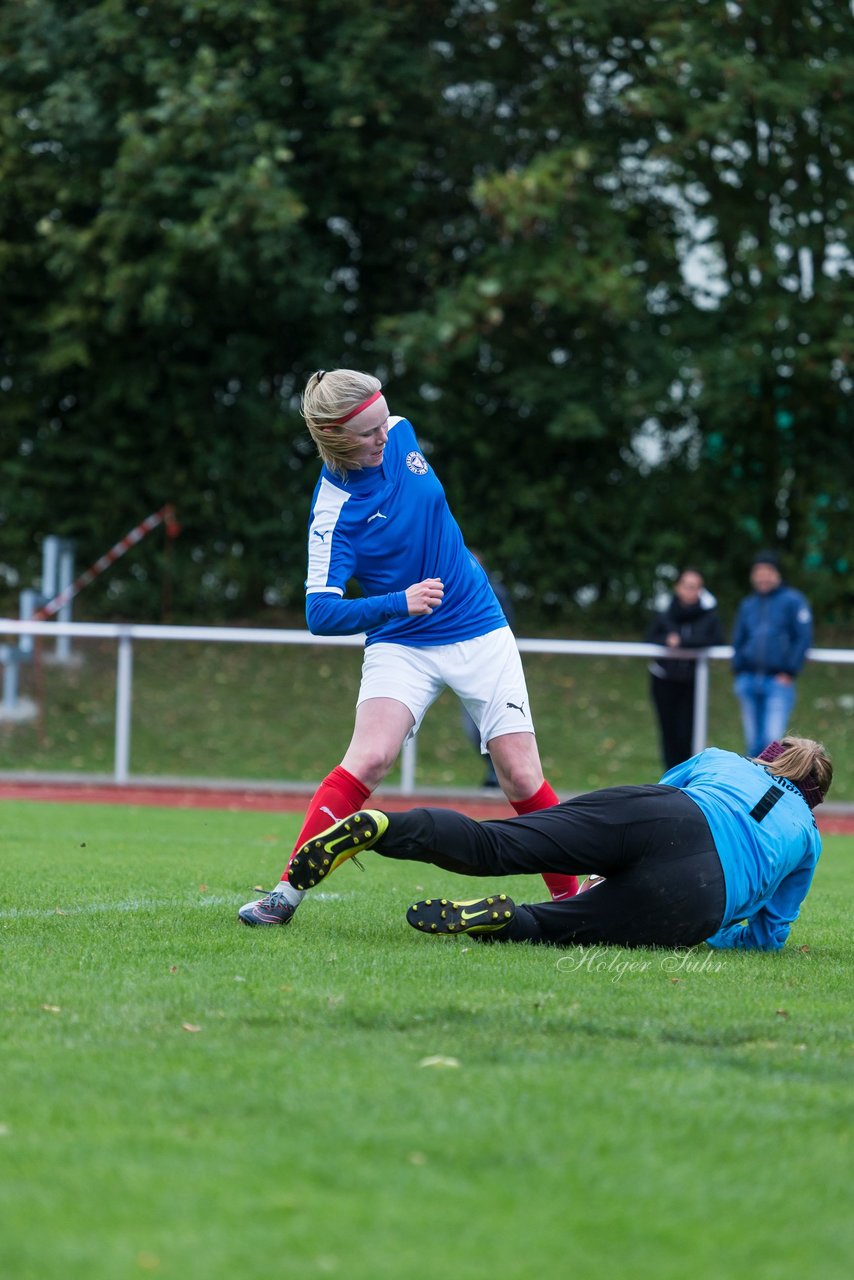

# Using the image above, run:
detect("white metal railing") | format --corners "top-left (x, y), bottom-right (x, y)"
top-left (1, 618), bottom-right (852, 791)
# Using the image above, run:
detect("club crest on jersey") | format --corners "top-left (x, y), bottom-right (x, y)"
top-left (406, 451), bottom-right (429, 476)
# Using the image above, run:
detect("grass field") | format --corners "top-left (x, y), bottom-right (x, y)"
top-left (1, 799), bottom-right (852, 1280)
top-left (3, 635), bottom-right (854, 797)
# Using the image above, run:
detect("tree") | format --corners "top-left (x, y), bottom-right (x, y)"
top-left (1, 1), bottom-right (850, 626)
top-left (636, 0), bottom-right (853, 618)
top-left (384, 0), bottom-right (853, 622)
top-left (0, 0), bottom-right (482, 616)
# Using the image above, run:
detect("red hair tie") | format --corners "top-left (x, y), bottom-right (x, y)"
top-left (757, 741), bottom-right (823, 808)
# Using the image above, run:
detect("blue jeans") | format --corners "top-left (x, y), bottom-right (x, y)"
top-left (734, 672), bottom-right (797, 757)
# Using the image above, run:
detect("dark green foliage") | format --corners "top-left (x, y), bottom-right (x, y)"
top-left (1, 2), bottom-right (851, 625)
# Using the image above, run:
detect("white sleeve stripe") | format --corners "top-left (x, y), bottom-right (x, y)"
top-left (306, 477), bottom-right (351, 591)
top-left (306, 586), bottom-right (344, 597)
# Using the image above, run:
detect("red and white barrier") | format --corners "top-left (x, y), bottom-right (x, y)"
top-left (33, 504), bottom-right (180, 621)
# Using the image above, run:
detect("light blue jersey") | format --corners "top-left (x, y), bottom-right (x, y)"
top-left (661, 748), bottom-right (822, 950)
top-left (304, 417), bottom-right (506, 647)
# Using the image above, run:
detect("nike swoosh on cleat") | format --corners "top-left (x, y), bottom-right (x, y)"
top-left (459, 908), bottom-right (489, 922)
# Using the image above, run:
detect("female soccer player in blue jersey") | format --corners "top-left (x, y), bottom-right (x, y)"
top-left (286, 737), bottom-right (833, 952)
top-left (240, 369), bottom-right (577, 926)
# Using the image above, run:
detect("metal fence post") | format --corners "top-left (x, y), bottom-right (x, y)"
top-left (400, 735), bottom-right (417, 795)
top-left (692, 652), bottom-right (710, 757)
top-left (41, 536), bottom-right (60, 601)
top-left (18, 588), bottom-right (39, 658)
top-left (2, 644), bottom-right (19, 715)
top-left (114, 631), bottom-right (134, 783)
top-left (56, 543), bottom-right (75, 663)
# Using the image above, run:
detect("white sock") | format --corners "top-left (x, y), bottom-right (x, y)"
top-left (273, 881), bottom-right (304, 907)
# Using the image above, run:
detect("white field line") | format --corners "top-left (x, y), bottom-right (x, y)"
top-left (0, 891), bottom-right (344, 920)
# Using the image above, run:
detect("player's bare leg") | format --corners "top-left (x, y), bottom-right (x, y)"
top-left (238, 700), bottom-right (413, 925)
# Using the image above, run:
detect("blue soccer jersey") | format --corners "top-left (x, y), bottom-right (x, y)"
top-left (661, 748), bottom-right (822, 950)
top-left (304, 417), bottom-right (507, 646)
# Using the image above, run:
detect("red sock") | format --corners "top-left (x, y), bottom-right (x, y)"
top-left (511, 779), bottom-right (579, 902)
top-left (282, 765), bottom-right (372, 879)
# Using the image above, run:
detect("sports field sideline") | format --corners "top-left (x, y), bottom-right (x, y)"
top-left (2, 775), bottom-right (853, 832)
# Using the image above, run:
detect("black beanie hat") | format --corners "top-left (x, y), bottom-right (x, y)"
top-left (751, 548), bottom-right (781, 571)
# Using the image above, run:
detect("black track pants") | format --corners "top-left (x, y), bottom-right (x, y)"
top-left (376, 785), bottom-right (727, 948)
top-left (650, 675), bottom-right (696, 771)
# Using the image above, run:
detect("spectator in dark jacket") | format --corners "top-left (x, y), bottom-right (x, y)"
top-left (646, 568), bottom-right (724, 770)
top-left (732, 550), bottom-right (813, 756)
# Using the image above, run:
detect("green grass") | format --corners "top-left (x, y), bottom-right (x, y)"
top-left (3, 636), bottom-right (854, 797)
top-left (1, 800), bottom-right (852, 1280)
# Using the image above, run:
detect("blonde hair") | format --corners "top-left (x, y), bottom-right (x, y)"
top-left (754, 736), bottom-right (833, 800)
top-left (301, 369), bottom-right (382, 478)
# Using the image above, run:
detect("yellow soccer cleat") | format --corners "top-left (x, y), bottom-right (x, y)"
top-left (288, 810), bottom-right (389, 890)
top-left (405, 894), bottom-right (516, 939)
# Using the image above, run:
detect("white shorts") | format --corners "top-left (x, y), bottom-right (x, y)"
top-left (357, 626), bottom-right (535, 748)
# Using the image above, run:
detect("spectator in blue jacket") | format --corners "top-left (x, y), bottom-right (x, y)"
top-left (732, 550), bottom-right (813, 757)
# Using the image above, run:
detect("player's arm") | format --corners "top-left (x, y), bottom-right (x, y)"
top-left (305, 512), bottom-right (399, 636)
top-left (707, 861), bottom-right (816, 951)
top-left (306, 590), bottom-right (407, 636)
top-left (306, 578), bottom-right (444, 637)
